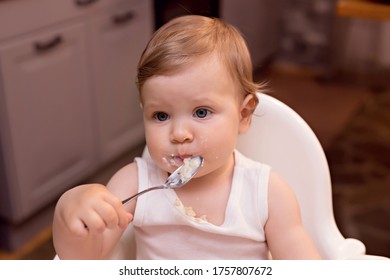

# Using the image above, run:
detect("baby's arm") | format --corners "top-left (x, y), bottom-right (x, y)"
top-left (265, 171), bottom-right (322, 260)
top-left (52, 162), bottom-right (138, 259)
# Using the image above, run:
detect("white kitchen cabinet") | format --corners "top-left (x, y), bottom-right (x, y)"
top-left (0, 0), bottom-right (153, 245)
top-left (87, 0), bottom-right (150, 163)
top-left (0, 22), bottom-right (96, 223)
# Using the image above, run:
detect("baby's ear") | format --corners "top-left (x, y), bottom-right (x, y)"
top-left (239, 93), bottom-right (258, 134)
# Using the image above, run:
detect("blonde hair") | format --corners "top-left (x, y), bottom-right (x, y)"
top-left (137, 15), bottom-right (264, 105)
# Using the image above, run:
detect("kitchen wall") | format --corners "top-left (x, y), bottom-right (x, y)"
top-left (275, 0), bottom-right (390, 78)
top-left (334, 18), bottom-right (390, 73)
top-left (221, 0), bottom-right (282, 69)
top-left (154, 0), bottom-right (390, 78)
top-left (276, 0), bottom-right (336, 70)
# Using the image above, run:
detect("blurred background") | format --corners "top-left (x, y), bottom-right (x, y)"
top-left (0, 0), bottom-right (389, 259)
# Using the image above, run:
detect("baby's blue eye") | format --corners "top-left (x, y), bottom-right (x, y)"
top-left (194, 108), bottom-right (210, 118)
top-left (154, 112), bottom-right (169, 121)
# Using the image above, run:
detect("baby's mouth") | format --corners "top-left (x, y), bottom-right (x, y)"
top-left (162, 155), bottom-right (182, 168)
top-left (163, 155), bottom-right (192, 168)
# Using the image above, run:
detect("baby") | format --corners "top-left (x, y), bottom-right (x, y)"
top-left (53, 15), bottom-right (321, 260)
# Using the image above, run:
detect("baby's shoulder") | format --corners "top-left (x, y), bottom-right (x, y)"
top-left (106, 161), bottom-right (138, 200)
top-left (267, 169), bottom-right (299, 212)
top-left (268, 170), bottom-right (292, 194)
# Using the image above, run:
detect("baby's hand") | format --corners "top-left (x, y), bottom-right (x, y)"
top-left (56, 184), bottom-right (132, 238)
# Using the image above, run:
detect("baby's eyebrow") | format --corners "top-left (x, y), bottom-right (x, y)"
top-left (142, 101), bottom-right (164, 109)
top-left (191, 96), bottom-right (218, 104)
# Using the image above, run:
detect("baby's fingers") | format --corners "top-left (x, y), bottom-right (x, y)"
top-left (67, 217), bottom-right (90, 238)
top-left (93, 202), bottom-right (120, 229)
top-left (99, 196), bottom-right (130, 230)
top-left (81, 210), bottom-right (109, 234)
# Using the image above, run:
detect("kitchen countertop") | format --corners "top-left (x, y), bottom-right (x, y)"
top-left (337, 0), bottom-right (390, 20)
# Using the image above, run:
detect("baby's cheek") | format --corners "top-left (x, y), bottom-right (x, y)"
top-left (199, 135), bottom-right (209, 146)
top-left (201, 138), bottom-right (223, 161)
top-left (198, 135), bottom-right (216, 158)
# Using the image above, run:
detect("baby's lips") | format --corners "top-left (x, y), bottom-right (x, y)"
top-left (171, 154), bottom-right (190, 166)
top-left (176, 154), bottom-right (191, 160)
top-left (163, 156), bottom-right (181, 167)
top-left (165, 153), bottom-right (198, 167)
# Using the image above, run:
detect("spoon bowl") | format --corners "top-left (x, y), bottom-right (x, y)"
top-left (122, 156), bottom-right (203, 205)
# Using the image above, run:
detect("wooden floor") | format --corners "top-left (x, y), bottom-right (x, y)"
top-left (0, 226), bottom-right (53, 260)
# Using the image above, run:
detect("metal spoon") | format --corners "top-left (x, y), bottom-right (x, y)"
top-left (122, 156), bottom-right (203, 205)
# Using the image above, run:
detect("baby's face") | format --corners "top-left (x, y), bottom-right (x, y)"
top-left (141, 54), bottom-right (245, 177)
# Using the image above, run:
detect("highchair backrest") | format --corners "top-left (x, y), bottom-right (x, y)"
top-left (236, 93), bottom-right (387, 260)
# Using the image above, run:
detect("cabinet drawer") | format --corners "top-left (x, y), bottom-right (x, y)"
top-left (0, 0), bottom-right (125, 41)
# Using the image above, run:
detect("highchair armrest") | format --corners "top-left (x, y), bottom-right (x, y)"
top-left (336, 238), bottom-right (389, 260)
top-left (343, 255), bottom-right (389, 260)
top-left (338, 238), bottom-right (365, 258)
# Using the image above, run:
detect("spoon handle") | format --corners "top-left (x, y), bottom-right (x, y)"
top-left (122, 185), bottom-right (165, 205)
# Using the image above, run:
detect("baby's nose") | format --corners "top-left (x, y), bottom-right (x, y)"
top-left (170, 121), bottom-right (193, 143)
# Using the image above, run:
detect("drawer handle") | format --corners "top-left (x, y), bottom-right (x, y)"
top-left (75, 0), bottom-right (98, 6)
top-left (112, 11), bottom-right (135, 25)
top-left (34, 35), bottom-right (63, 53)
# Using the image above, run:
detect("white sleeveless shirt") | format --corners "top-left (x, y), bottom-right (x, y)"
top-left (132, 150), bottom-right (271, 259)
